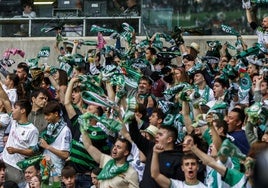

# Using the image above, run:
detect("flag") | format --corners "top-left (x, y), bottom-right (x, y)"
top-left (97, 32), bottom-right (106, 50)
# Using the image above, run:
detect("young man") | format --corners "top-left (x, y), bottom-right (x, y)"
top-left (128, 119), bottom-right (183, 188)
top-left (135, 76), bottom-right (157, 116)
top-left (38, 100), bottom-right (72, 179)
top-left (2, 99), bottom-right (39, 183)
top-left (226, 108), bottom-right (250, 155)
top-left (193, 71), bottom-right (214, 103)
top-left (22, 2), bottom-right (36, 18)
top-left (148, 108), bottom-right (165, 129)
top-left (16, 62), bottom-right (31, 99)
top-left (151, 148), bottom-right (206, 188)
top-left (28, 88), bottom-right (50, 133)
top-left (82, 131), bottom-right (139, 188)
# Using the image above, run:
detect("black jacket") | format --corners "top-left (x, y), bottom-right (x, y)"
top-left (129, 120), bottom-right (184, 188)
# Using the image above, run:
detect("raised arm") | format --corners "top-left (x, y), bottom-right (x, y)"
top-left (71, 40), bottom-right (79, 55)
top-left (44, 72), bottom-right (60, 91)
top-left (64, 77), bottom-right (79, 119)
top-left (128, 118), bottom-right (153, 156)
top-left (115, 106), bottom-right (133, 143)
top-left (246, 8), bottom-right (258, 29)
top-left (105, 81), bottom-right (116, 102)
top-left (245, 121), bottom-right (258, 145)
top-left (81, 129), bottom-right (102, 164)
top-left (0, 83), bottom-right (12, 113)
top-left (253, 75), bottom-right (263, 102)
top-left (151, 144), bottom-right (171, 187)
top-left (44, 71), bottom-right (66, 104)
top-left (191, 145), bottom-right (226, 176)
top-left (182, 101), bottom-right (194, 134)
top-left (206, 116), bottom-right (222, 151)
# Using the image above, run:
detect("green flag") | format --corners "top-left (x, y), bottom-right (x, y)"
top-left (218, 139), bottom-right (246, 161)
top-left (221, 24), bottom-right (240, 36)
top-left (37, 46), bottom-right (50, 58)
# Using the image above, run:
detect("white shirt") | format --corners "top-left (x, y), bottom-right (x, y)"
top-left (256, 28), bottom-right (268, 46)
top-left (2, 119), bottom-right (39, 170)
top-left (0, 113), bottom-right (10, 148)
top-left (43, 125), bottom-right (72, 175)
top-left (2, 85), bottom-right (17, 107)
top-left (130, 143), bottom-right (145, 182)
top-left (23, 11), bottom-right (36, 18)
top-left (170, 179), bottom-right (207, 188)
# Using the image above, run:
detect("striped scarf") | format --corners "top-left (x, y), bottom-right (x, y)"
top-left (70, 125), bottom-right (109, 169)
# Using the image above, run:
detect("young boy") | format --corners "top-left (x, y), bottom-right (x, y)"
top-left (39, 101), bottom-right (72, 179)
top-left (2, 99), bottom-right (39, 183)
top-left (61, 165), bottom-right (76, 188)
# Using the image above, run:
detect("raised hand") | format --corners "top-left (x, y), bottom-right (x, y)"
top-left (153, 144), bottom-right (165, 154)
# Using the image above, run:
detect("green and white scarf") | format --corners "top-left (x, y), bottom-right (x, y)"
top-left (40, 118), bottom-right (66, 145)
top-left (97, 159), bottom-right (129, 180)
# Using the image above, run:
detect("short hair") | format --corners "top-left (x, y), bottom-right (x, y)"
top-left (0, 160), bottom-right (6, 169)
top-left (23, 2), bottom-right (33, 8)
top-left (182, 153), bottom-right (199, 163)
top-left (159, 125), bottom-right (178, 144)
top-left (214, 77), bottom-right (229, 89)
top-left (115, 137), bottom-right (132, 155)
top-left (43, 100), bottom-right (61, 115)
top-left (139, 76), bottom-right (153, 86)
top-left (17, 62), bottom-right (29, 75)
top-left (72, 86), bottom-right (82, 93)
top-left (92, 167), bottom-right (102, 175)
top-left (152, 108), bottom-right (165, 121)
top-left (183, 54), bottom-right (195, 61)
top-left (146, 47), bottom-right (157, 55)
top-left (231, 107), bottom-right (245, 126)
top-left (61, 165), bottom-right (76, 178)
top-left (31, 88), bottom-right (51, 101)
top-left (213, 119), bottom-right (228, 135)
top-left (14, 99), bottom-right (32, 117)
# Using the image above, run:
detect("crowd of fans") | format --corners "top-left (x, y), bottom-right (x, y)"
top-left (0, 1), bottom-right (267, 188)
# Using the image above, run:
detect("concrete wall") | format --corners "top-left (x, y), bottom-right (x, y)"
top-left (0, 35), bottom-right (258, 71)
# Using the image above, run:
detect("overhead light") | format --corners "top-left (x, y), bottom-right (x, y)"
top-left (34, 1), bottom-right (54, 5)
